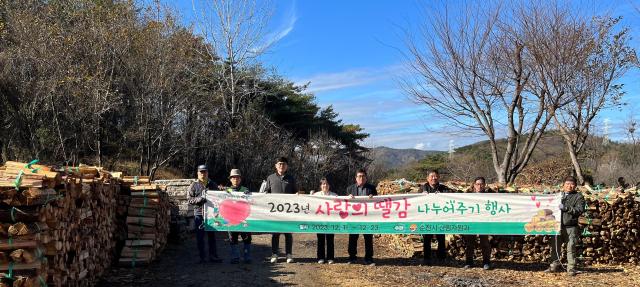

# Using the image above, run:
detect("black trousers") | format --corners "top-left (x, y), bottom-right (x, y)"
top-left (271, 233), bottom-right (293, 255)
top-left (463, 235), bottom-right (490, 265)
top-left (194, 215), bottom-right (217, 260)
top-left (229, 232), bottom-right (252, 245)
top-left (423, 234), bottom-right (446, 260)
top-left (316, 234), bottom-right (335, 260)
top-left (348, 234), bottom-right (373, 261)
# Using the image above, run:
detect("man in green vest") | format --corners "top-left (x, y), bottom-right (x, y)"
top-left (226, 169), bottom-right (252, 264)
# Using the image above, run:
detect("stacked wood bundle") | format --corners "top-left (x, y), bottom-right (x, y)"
top-left (0, 161), bottom-right (119, 286)
top-left (377, 179), bottom-right (422, 195)
top-left (447, 187), bottom-right (640, 265)
top-left (378, 179), bottom-right (640, 266)
top-left (118, 179), bottom-right (170, 267)
top-left (578, 189), bottom-right (639, 265)
top-left (383, 234), bottom-right (424, 257)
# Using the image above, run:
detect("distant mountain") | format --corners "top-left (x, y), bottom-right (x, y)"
top-left (386, 131), bottom-right (626, 185)
top-left (451, 131), bottom-right (571, 163)
top-left (371, 146), bottom-right (443, 169)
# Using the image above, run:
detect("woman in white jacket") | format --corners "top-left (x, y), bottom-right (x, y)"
top-left (312, 178), bottom-right (338, 264)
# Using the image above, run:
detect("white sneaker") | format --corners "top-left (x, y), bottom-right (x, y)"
top-left (327, 260), bottom-right (334, 264)
top-left (317, 259), bottom-right (325, 264)
top-left (286, 254), bottom-right (294, 263)
top-left (270, 254), bottom-right (278, 263)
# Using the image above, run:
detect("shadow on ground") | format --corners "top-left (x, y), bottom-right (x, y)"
top-left (97, 233), bottom-right (293, 287)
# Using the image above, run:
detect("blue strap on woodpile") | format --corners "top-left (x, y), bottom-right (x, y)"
top-left (4, 261), bottom-right (14, 279)
top-left (13, 170), bottom-right (24, 191)
top-left (38, 275), bottom-right (48, 287)
top-left (25, 159), bottom-right (40, 173)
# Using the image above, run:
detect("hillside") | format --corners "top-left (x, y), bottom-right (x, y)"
top-left (387, 131), bottom-right (636, 185)
top-left (371, 146), bottom-right (442, 169)
top-left (452, 132), bottom-right (567, 162)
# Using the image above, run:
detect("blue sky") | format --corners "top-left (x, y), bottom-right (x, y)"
top-left (160, 0), bottom-right (640, 151)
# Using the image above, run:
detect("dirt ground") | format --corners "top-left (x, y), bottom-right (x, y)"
top-left (97, 233), bottom-right (640, 287)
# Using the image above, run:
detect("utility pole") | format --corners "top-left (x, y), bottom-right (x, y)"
top-left (603, 118), bottom-right (610, 146)
top-left (448, 139), bottom-right (455, 160)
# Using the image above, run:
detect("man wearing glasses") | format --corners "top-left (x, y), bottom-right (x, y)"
top-left (264, 157), bottom-right (298, 263)
top-left (346, 168), bottom-right (377, 266)
top-left (421, 169), bottom-right (449, 265)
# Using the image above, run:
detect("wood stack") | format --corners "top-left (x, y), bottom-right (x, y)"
top-left (377, 179), bottom-right (422, 195)
top-left (384, 234), bottom-right (424, 257)
top-left (447, 187), bottom-right (640, 265)
top-left (118, 179), bottom-right (170, 267)
top-left (0, 161), bottom-right (120, 286)
top-left (569, 188), bottom-right (639, 265)
top-left (378, 180), bottom-right (640, 266)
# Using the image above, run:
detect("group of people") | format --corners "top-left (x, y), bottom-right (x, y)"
top-left (188, 157), bottom-right (586, 276)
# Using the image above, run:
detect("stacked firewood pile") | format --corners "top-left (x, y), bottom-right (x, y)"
top-left (383, 234), bottom-right (425, 258)
top-left (377, 179), bottom-right (422, 195)
top-left (378, 179), bottom-right (640, 266)
top-left (0, 161), bottom-right (119, 286)
top-left (118, 177), bottom-right (170, 267)
top-left (577, 189), bottom-right (639, 264)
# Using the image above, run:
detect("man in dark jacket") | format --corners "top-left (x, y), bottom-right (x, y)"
top-left (421, 169), bottom-right (449, 265)
top-left (463, 177), bottom-right (492, 270)
top-left (264, 157), bottom-right (298, 263)
top-left (346, 168), bottom-right (377, 266)
top-left (188, 164), bottom-right (222, 264)
top-left (545, 176), bottom-right (585, 276)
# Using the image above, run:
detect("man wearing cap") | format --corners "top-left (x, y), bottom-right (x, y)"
top-left (188, 164), bottom-right (222, 264)
top-left (545, 175), bottom-right (585, 276)
top-left (263, 157), bottom-right (298, 263)
top-left (226, 169), bottom-right (252, 264)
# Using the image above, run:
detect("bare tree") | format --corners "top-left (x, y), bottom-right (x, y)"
top-left (447, 153), bottom-right (495, 183)
top-left (0, 0), bottom-right (370, 189)
top-left (616, 112), bottom-right (640, 184)
top-left (191, 0), bottom-right (272, 119)
top-left (0, 0), bottom-right (135, 165)
top-left (626, 113), bottom-right (638, 146)
top-left (401, 1), bottom-right (637, 184)
top-left (292, 130), bottom-right (346, 192)
top-left (402, 2), bottom-right (575, 184)
top-left (213, 108), bottom-right (295, 189)
top-left (119, 4), bottom-right (208, 179)
top-left (362, 148), bottom-right (389, 186)
top-left (548, 16), bottom-right (635, 184)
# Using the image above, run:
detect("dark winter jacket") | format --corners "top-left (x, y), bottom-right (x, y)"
top-left (421, 183), bottom-right (450, 193)
top-left (264, 173), bottom-right (297, 194)
top-left (188, 179), bottom-right (218, 217)
top-left (561, 191), bottom-right (586, 227)
top-left (346, 183), bottom-right (377, 197)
